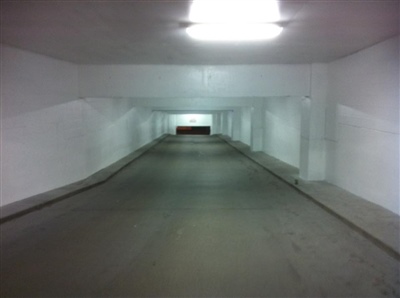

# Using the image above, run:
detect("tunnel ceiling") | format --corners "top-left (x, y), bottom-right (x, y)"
top-left (1, 0), bottom-right (399, 65)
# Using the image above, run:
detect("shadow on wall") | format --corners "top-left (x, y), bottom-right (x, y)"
top-left (1, 45), bottom-right (79, 120)
top-left (2, 95), bottom-right (167, 206)
top-left (264, 97), bottom-right (302, 168)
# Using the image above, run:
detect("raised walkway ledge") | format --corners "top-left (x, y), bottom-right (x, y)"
top-left (218, 135), bottom-right (400, 262)
top-left (0, 134), bottom-right (169, 224)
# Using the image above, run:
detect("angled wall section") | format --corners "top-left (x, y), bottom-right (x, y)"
top-left (326, 36), bottom-right (400, 214)
top-left (264, 97), bottom-right (302, 168)
top-left (1, 45), bottom-right (168, 207)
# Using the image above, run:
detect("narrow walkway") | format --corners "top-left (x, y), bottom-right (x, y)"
top-left (1, 136), bottom-right (399, 297)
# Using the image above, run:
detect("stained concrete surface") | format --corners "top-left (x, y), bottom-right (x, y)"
top-left (1, 135), bottom-right (399, 297)
top-left (219, 135), bottom-right (400, 261)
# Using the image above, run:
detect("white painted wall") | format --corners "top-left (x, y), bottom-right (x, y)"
top-left (3, 38), bottom-right (397, 215)
top-left (326, 36), bottom-right (400, 215)
top-left (78, 63), bottom-right (312, 161)
top-left (232, 107), bottom-right (251, 145)
top-left (79, 65), bottom-right (310, 98)
top-left (174, 114), bottom-right (212, 126)
top-left (1, 45), bottom-right (168, 206)
top-left (264, 97), bottom-right (302, 167)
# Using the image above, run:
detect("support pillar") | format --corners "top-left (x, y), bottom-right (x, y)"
top-left (211, 113), bottom-right (221, 135)
top-left (299, 64), bottom-right (327, 181)
top-left (251, 98), bottom-right (265, 152)
top-left (232, 108), bottom-right (242, 141)
top-left (221, 111), bottom-right (232, 137)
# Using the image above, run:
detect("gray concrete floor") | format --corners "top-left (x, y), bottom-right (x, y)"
top-left (1, 135), bottom-right (399, 297)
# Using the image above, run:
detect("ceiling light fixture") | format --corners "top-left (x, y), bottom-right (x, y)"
top-left (189, 0), bottom-right (280, 23)
top-left (186, 0), bottom-right (283, 41)
top-left (186, 24), bottom-right (283, 41)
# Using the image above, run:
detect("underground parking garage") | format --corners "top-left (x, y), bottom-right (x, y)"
top-left (1, 135), bottom-right (399, 297)
top-left (1, 1), bottom-right (399, 297)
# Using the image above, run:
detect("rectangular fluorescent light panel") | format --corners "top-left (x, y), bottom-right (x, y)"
top-left (187, 24), bottom-right (282, 41)
top-left (186, 0), bottom-right (282, 41)
top-left (189, 0), bottom-right (280, 23)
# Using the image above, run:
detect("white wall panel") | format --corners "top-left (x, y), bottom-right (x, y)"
top-left (79, 64), bottom-right (310, 98)
top-left (264, 97), bottom-right (302, 167)
top-left (326, 36), bottom-right (399, 214)
top-left (174, 114), bottom-right (212, 126)
top-left (1, 45), bottom-right (167, 206)
top-left (3, 38), bottom-right (397, 215)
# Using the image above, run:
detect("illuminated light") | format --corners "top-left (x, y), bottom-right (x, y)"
top-left (189, 0), bottom-right (280, 23)
top-left (186, 23), bottom-right (283, 41)
top-left (187, 0), bottom-right (282, 41)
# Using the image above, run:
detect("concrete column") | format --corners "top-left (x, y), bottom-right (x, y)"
top-left (299, 64), bottom-right (327, 181)
top-left (219, 111), bottom-right (235, 138)
top-left (232, 108), bottom-right (242, 141)
top-left (227, 111), bottom-right (233, 138)
top-left (168, 114), bottom-right (177, 135)
top-left (251, 98), bottom-right (265, 151)
top-left (211, 113), bottom-right (221, 135)
top-left (220, 113), bottom-right (224, 135)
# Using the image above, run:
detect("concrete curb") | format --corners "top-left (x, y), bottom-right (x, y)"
top-left (0, 134), bottom-right (168, 224)
top-left (218, 135), bottom-right (400, 262)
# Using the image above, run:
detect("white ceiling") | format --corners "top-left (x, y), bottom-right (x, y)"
top-left (1, 0), bottom-right (399, 65)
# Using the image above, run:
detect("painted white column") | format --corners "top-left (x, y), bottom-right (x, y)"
top-left (232, 108), bottom-right (242, 141)
top-left (299, 64), bottom-right (327, 180)
top-left (211, 113), bottom-right (221, 135)
top-left (218, 112), bottom-right (223, 135)
top-left (221, 111), bottom-right (232, 137)
top-left (227, 111), bottom-right (234, 138)
top-left (168, 114), bottom-right (177, 134)
top-left (251, 98), bottom-right (265, 151)
top-left (220, 113), bottom-right (224, 135)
